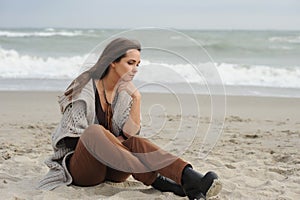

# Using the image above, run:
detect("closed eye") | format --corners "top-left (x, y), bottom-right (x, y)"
top-left (128, 60), bottom-right (141, 67)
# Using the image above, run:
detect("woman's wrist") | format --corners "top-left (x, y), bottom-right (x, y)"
top-left (131, 91), bottom-right (141, 100)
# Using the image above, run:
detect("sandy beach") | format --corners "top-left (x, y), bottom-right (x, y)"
top-left (0, 91), bottom-right (299, 199)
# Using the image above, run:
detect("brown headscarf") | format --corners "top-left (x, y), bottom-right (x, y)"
top-left (64, 37), bottom-right (141, 99)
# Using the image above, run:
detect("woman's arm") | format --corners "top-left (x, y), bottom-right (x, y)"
top-left (123, 94), bottom-right (141, 138)
top-left (118, 81), bottom-right (141, 138)
top-left (52, 100), bottom-right (88, 149)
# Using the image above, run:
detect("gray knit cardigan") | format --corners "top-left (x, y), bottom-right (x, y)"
top-left (37, 79), bottom-right (134, 190)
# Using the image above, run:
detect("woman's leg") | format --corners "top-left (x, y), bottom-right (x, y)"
top-left (69, 124), bottom-right (221, 198)
top-left (69, 124), bottom-right (154, 186)
top-left (68, 139), bottom-right (107, 186)
top-left (68, 138), bottom-right (131, 186)
top-left (105, 167), bottom-right (131, 183)
top-left (68, 125), bottom-right (132, 186)
top-left (79, 124), bottom-right (158, 178)
top-left (76, 124), bottom-right (190, 186)
top-left (118, 132), bottom-right (221, 199)
top-left (122, 136), bottom-right (189, 185)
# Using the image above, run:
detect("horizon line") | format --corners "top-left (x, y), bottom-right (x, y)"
top-left (0, 26), bottom-right (299, 31)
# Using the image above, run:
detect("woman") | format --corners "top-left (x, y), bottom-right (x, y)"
top-left (38, 38), bottom-right (222, 199)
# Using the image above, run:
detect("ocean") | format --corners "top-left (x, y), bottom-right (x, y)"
top-left (0, 28), bottom-right (299, 97)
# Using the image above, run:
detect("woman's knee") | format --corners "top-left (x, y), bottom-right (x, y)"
top-left (123, 135), bottom-right (143, 149)
top-left (81, 124), bottom-right (106, 141)
top-left (126, 135), bottom-right (148, 144)
top-left (123, 135), bottom-right (159, 153)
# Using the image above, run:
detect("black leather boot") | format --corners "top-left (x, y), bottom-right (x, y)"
top-left (151, 175), bottom-right (186, 197)
top-left (181, 166), bottom-right (222, 200)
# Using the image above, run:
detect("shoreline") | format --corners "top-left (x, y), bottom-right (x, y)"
top-left (1, 91), bottom-right (299, 123)
top-left (1, 78), bottom-right (300, 99)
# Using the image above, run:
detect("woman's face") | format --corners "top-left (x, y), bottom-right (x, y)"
top-left (112, 49), bottom-right (140, 81)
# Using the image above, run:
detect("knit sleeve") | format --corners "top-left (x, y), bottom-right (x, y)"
top-left (111, 91), bottom-right (133, 136)
top-left (52, 100), bottom-right (88, 150)
top-left (38, 101), bottom-right (88, 191)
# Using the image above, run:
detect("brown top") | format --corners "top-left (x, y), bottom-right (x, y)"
top-left (93, 79), bottom-right (127, 139)
top-left (93, 79), bottom-right (109, 129)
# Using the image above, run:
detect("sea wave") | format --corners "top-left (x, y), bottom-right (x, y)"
top-left (1, 47), bottom-right (300, 88)
top-left (217, 63), bottom-right (300, 88)
top-left (269, 36), bottom-right (300, 44)
top-left (138, 61), bottom-right (300, 88)
top-left (0, 47), bottom-right (86, 79)
top-left (0, 30), bottom-right (84, 37)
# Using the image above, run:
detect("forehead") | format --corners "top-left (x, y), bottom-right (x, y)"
top-left (124, 49), bottom-right (140, 58)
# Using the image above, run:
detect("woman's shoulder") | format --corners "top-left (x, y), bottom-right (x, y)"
top-left (58, 79), bottom-right (95, 114)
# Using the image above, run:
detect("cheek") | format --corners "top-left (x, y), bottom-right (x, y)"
top-left (116, 68), bottom-right (132, 81)
top-left (117, 64), bottom-right (131, 75)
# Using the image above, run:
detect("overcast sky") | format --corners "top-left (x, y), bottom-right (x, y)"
top-left (0, 0), bottom-right (299, 30)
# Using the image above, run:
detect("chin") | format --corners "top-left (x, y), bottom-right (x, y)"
top-left (122, 75), bottom-right (134, 81)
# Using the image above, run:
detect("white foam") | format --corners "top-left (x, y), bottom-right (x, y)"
top-left (217, 63), bottom-right (300, 88)
top-left (44, 28), bottom-right (55, 32)
top-left (137, 61), bottom-right (300, 88)
top-left (0, 47), bottom-right (86, 79)
top-left (0, 30), bottom-right (83, 37)
top-left (269, 36), bottom-right (300, 44)
top-left (1, 47), bottom-right (300, 89)
top-left (137, 61), bottom-right (207, 84)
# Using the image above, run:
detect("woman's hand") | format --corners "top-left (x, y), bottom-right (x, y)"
top-left (117, 80), bottom-right (141, 99)
top-left (117, 80), bottom-right (141, 137)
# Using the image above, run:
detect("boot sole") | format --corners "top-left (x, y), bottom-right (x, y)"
top-left (206, 179), bottom-right (222, 199)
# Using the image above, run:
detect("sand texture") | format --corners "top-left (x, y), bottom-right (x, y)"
top-left (0, 91), bottom-right (299, 199)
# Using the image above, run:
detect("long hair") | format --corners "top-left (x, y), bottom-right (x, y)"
top-left (64, 38), bottom-right (141, 99)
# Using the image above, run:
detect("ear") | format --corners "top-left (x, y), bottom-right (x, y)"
top-left (110, 62), bottom-right (116, 69)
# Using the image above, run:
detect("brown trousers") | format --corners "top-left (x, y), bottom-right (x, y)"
top-left (68, 124), bottom-right (189, 187)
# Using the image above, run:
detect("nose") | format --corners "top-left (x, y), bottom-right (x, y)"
top-left (132, 66), bottom-right (138, 73)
